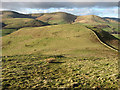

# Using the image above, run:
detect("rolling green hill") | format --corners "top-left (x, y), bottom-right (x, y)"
top-left (2, 24), bottom-right (119, 56)
top-left (36, 12), bottom-right (77, 24)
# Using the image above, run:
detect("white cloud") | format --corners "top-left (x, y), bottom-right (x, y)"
top-left (1, 2), bottom-right (118, 18)
top-left (15, 7), bottom-right (118, 18)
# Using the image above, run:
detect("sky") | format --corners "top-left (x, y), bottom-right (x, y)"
top-left (1, 1), bottom-right (119, 18)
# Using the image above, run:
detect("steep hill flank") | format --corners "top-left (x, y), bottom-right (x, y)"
top-left (86, 26), bottom-right (119, 51)
top-left (2, 24), bottom-right (118, 56)
top-left (36, 12), bottom-right (77, 24)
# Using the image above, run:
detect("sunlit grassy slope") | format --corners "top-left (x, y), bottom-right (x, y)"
top-left (2, 24), bottom-right (118, 57)
top-left (112, 34), bottom-right (120, 39)
top-left (75, 15), bottom-right (108, 24)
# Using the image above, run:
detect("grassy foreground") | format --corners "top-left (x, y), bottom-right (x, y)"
top-left (2, 52), bottom-right (119, 89)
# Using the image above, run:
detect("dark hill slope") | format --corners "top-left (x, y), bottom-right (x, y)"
top-left (1, 11), bottom-right (32, 18)
top-left (2, 18), bottom-right (48, 29)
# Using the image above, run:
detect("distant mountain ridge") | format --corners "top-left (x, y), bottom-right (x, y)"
top-left (103, 17), bottom-right (119, 22)
top-left (1, 10), bottom-right (119, 36)
top-left (1, 10), bottom-right (119, 24)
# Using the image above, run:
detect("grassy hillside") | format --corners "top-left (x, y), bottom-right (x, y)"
top-left (36, 12), bottom-right (77, 24)
top-left (2, 24), bottom-right (119, 89)
top-left (2, 24), bottom-right (119, 56)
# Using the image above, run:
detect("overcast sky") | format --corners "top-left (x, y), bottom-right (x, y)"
top-left (1, 1), bottom-right (119, 18)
